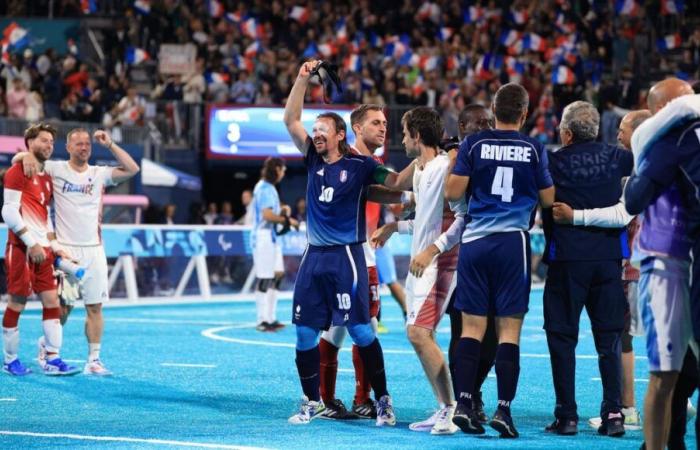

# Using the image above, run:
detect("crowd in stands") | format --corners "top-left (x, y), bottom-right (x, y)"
top-left (1, 0), bottom-right (699, 142)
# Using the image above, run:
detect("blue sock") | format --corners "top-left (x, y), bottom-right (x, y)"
top-left (455, 337), bottom-right (481, 409)
top-left (495, 343), bottom-right (520, 415)
top-left (357, 338), bottom-right (388, 399)
top-left (295, 346), bottom-right (320, 402)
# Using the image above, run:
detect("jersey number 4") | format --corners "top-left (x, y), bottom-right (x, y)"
top-left (491, 166), bottom-right (514, 202)
top-left (319, 186), bottom-right (334, 203)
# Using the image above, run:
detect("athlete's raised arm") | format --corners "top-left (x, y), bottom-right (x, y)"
top-left (284, 60), bottom-right (321, 154)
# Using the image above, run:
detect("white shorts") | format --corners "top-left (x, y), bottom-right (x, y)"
top-left (639, 256), bottom-right (692, 372)
top-left (405, 264), bottom-right (456, 331)
top-left (252, 230), bottom-right (284, 279)
top-left (62, 244), bottom-right (109, 306)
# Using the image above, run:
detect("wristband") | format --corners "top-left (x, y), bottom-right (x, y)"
top-left (19, 232), bottom-right (37, 248)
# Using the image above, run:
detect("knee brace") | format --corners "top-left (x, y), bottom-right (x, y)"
top-left (256, 278), bottom-right (273, 293)
top-left (296, 325), bottom-right (320, 351)
top-left (347, 323), bottom-right (376, 347)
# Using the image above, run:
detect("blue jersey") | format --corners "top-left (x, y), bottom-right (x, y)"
top-left (304, 143), bottom-right (381, 246)
top-left (638, 119), bottom-right (700, 239)
top-left (251, 179), bottom-right (279, 246)
top-left (453, 129), bottom-right (553, 242)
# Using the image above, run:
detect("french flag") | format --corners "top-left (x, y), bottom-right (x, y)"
top-left (437, 27), bottom-right (453, 42)
top-left (509, 8), bottom-right (528, 25)
top-left (463, 6), bottom-right (484, 24)
top-left (420, 55), bottom-right (440, 71)
top-left (385, 40), bottom-right (408, 59)
top-left (397, 49), bottom-right (413, 67)
top-left (504, 57), bottom-right (525, 76)
top-left (3, 22), bottom-right (29, 49)
top-left (656, 33), bottom-right (682, 51)
top-left (244, 41), bottom-right (262, 57)
top-left (500, 29), bottom-right (520, 47)
top-left (661, 0), bottom-right (684, 14)
top-left (125, 47), bottom-right (150, 65)
top-left (523, 33), bottom-right (546, 52)
top-left (417, 2), bottom-right (440, 23)
top-left (475, 53), bottom-right (494, 78)
top-left (335, 18), bottom-right (348, 43)
top-left (205, 71), bottom-right (230, 84)
top-left (552, 65), bottom-right (575, 84)
top-left (207, 0), bottom-right (224, 18)
top-left (318, 42), bottom-right (336, 58)
top-left (615, 0), bottom-right (639, 16)
top-left (289, 6), bottom-right (309, 24)
top-left (234, 56), bottom-right (254, 72)
top-left (133, 0), bottom-right (150, 15)
top-left (225, 11), bottom-right (242, 23)
top-left (555, 13), bottom-right (576, 34)
top-left (1, 41), bottom-right (10, 65)
top-left (241, 18), bottom-right (264, 39)
top-left (344, 54), bottom-right (362, 72)
top-left (368, 32), bottom-right (383, 48)
top-left (81, 0), bottom-right (97, 14)
top-left (412, 76), bottom-right (425, 96)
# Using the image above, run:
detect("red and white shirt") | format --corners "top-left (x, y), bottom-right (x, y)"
top-left (4, 163), bottom-right (53, 247)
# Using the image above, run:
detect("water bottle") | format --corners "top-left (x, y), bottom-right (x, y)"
top-left (55, 257), bottom-right (86, 281)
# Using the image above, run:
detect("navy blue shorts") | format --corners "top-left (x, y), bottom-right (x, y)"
top-left (292, 243), bottom-right (370, 330)
top-left (454, 231), bottom-right (531, 316)
top-left (543, 259), bottom-right (625, 336)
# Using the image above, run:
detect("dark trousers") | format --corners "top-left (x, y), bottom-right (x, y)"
top-left (668, 348), bottom-right (699, 450)
top-left (544, 260), bottom-right (626, 420)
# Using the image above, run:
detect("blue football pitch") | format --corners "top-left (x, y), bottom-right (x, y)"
top-left (1, 289), bottom-right (696, 449)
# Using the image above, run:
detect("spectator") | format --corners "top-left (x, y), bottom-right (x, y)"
top-left (163, 204), bottom-right (176, 225)
top-left (182, 58), bottom-right (206, 104)
top-left (203, 202), bottom-right (218, 225)
top-left (216, 201), bottom-right (234, 225)
top-left (230, 71), bottom-right (255, 104)
top-left (110, 86), bottom-right (146, 126)
top-left (25, 89), bottom-right (44, 122)
top-left (236, 189), bottom-right (253, 225)
top-left (6, 78), bottom-right (28, 119)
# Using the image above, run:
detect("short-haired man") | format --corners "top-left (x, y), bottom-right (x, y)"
top-left (252, 157), bottom-right (297, 332)
top-left (447, 104), bottom-right (497, 424)
top-left (551, 109), bottom-right (651, 431)
top-left (542, 101), bottom-right (633, 437)
top-left (283, 60), bottom-right (412, 426)
top-left (446, 83), bottom-right (555, 438)
top-left (2, 123), bottom-right (78, 376)
top-left (17, 128), bottom-right (140, 375)
top-left (372, 106), bottom-right (466, 434)
top-left (623, 78), bottom-right (698, 450)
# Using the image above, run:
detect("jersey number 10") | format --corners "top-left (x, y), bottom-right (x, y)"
top-left (319, 186), bottom-right (334, 203)
top-left (491, 166), bottom-right (514, 202)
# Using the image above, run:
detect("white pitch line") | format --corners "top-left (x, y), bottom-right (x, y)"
top-left (160, 363), bottom-right (217, 368)
top-left (337, 368), bottom-right (354, 373)
top-left (591, 377), bottom-right (648, 382)
top-left (0, 431), bottom-right (269, 450)
top-left (0, 398), bottom-right (17, 402)
top-left (201, 326), bottom-right (642, 360)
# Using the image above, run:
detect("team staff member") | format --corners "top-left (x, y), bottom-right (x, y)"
top-left (542, 101), bottom-right (632, 437)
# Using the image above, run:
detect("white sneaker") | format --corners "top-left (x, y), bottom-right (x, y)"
top-left (288, 396), bottom-right (325, 425)
top-left (688, 399), bottom-right (697, 422)
top-left (621, 406), bottom-right (642, 430)
top-left (409, 410), bottom-right (439, 432)
top-left (376, 394), bottom-right (396, 427)
top-left (83, 359), bottom-right (113, 376)
top-left (588, 407), bottom-right (642, 431)
top-left (431, 404), bottom-right (458, 435)
top-left (37, 337), bottom-right (47, 369)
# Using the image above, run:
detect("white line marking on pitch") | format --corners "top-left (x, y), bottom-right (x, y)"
top-left (337, 368), bottom-right (354, 373)
top-left (0, 431), bottom-right (269, 449)
top-left (0, 398), bottom-right (17, 402)
top-left (591, 377), bottom-right (648, 382)
top-left (201, 326), bottom-right (636, 361)
top-left (160, 363), bottom-right (217, 368)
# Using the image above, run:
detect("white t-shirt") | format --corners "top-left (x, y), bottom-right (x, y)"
top-left (44, 160), bottom-right (116, 246)
top-left (407, 154), bottom-right (450, 257)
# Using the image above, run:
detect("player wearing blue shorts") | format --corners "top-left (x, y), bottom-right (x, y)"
top-left (624, 78), bottom-right (699, 450)
top-left (445, 83), bottom-right (554, 438)
top-left (283, 60), bottom-right (411, 426)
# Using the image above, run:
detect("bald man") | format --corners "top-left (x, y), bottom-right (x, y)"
top-left (624, 78), bottom-right (697, 450)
